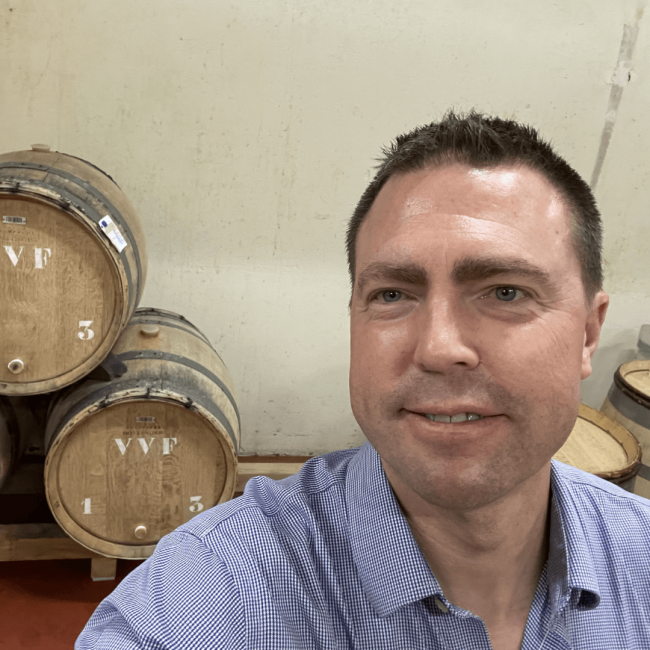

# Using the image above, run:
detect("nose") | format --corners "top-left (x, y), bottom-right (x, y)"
top-left (412, 298), bottom-right (480, 373)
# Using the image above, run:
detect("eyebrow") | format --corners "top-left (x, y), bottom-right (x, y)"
top-left (355, 256), bottom-right (555, 295)
top-left (356, 262), bottom-right (428, 295)
top-left (452, 256), bottom-right (554, 291)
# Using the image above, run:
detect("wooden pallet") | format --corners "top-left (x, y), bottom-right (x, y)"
top-left (0, 458), bottom-right (308, 580)
top-left (0, 522), bottom-right (119, 580)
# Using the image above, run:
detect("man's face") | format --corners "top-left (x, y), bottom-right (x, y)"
top-left (349, 164), bottom-right (608, 511)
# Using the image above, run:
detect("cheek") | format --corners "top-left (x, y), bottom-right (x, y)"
top-left (349, 319), bottom-right (413, 412)
top-left (482, 314), bottom-right (584, 399)
top-left (350, 319), bottom-right (412, 377)
top-left (529, 315), bottom-right (584, 368)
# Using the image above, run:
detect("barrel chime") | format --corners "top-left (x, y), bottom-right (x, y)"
top-left (0, 146), bottom-right (239, 563)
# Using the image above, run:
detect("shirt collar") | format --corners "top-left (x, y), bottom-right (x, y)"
top-left (548, 459), bottom-right (601, 612)
top-left (346, 442), bottom-right (443, 617)
top-left (346, 443), bottom-right (601, 618)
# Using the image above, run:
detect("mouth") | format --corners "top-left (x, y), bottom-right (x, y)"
top-left (405, 410), bottom-right (504, 425)
top-left (401, 410), bottom-right (508, 449)
top-left (422, 412), bottom-right (485, 423)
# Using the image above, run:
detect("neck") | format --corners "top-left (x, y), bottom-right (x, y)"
top-left (384, 460), bottom-right (552, 624)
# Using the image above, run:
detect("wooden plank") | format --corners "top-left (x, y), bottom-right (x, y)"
top-left (0, 523), bottom-right (101, 562)
top-left (236, 462), bottom-right (306, 492)
top-left (238, 455), bottom-right (312, 464)
top-left (91, 556), bottom-right (117, 581)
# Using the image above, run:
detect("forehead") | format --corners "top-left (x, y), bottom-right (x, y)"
top-left (356, 164), bottom-right (575, 274)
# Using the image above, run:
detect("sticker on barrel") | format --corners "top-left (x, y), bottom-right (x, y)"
top-left (98, 215), bottom-right (128, 253)
top-left (3, 216), bottom-right (26, 225)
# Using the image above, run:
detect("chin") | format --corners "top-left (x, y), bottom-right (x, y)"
top-left (408, 467), bottom-right (512, 511)
top-left (413, 479), bottom-right (515, 512)
top-left (384, 445), bottom-right (551, 513)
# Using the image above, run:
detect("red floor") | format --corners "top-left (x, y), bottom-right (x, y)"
top-left (0, 558), bottom-right (143, 649)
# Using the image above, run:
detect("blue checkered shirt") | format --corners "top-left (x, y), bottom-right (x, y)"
top-left (77, 441), bottom-right (650, 649)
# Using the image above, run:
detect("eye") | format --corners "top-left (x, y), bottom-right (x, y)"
top-left (380, 290), bottom-right (403, 303)
top-left (494, 287), bottom-right (525, 302)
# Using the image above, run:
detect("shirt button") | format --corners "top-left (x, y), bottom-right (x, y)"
top-left (434, 595), bottom-right (449, 613)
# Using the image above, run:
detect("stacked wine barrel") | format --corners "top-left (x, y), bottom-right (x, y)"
top-left (0, 145), bottom-right (147, 395)
top-left (600, 360), bottom-right (650, 498)
top-left (553, 403), bottom-right (641, 492)
top-left (0, 146), bottom-right (239, 559)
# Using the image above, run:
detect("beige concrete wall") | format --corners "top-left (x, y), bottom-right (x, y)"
top-left (1, 0), bottom-right (648, 454)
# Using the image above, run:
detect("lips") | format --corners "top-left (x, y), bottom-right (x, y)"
top-left (424, 413), bottom-right (484, 422)
top-left (405, 406), bottom-right (502, 418)
top-left (404, 410), bottom-right (507, 437)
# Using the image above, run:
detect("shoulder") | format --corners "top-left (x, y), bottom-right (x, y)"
top-left (551, 459), bottom-right (650, 551)
top-left (177, 446), bottom-right (361, 546)
top-left (76, 531), bottom-right (247, 648)
top-left (77, 448), bottom-right (364, 649)
top-left (552, 458), bottom-right (650, 508)
top-left (153, 447), bottom-right (362, 632)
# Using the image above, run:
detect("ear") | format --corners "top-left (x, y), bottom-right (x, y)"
top-left (581, 290), bottom-right (609, 380)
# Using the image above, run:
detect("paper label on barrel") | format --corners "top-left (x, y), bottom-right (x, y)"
top-left (98, 215), bottom-right (128, 253)
top-left (3, 215), bottom-right (26, 225)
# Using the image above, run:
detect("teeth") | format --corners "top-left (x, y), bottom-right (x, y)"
top-left (424, 413), bottom-right (484, 423)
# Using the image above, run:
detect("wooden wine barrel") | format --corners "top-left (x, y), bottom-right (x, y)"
top-left (0, 145), bottom-right (147, 395)
top-left (44, 308), bottom-right (239, 559)
top-left (601, 360), bottom-right (650, 499)
top-left (553, 403), bottom-right (641, 492)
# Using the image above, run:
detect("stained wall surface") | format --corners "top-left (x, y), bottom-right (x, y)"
top-left (1, 0), bottom-right (648, 454)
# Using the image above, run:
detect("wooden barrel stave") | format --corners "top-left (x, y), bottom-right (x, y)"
top-left (0, 149), bottom-right (148, 276)
top-left (127, 307), bottom-right (215, 350)
top-left (0, 152), bottom-right (146, 301)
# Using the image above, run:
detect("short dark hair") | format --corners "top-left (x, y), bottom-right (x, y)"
top-left (346, 110), bottom-right (603, 303)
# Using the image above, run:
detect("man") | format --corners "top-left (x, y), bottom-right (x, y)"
top-left (77, 112), bottom-right (650, 650)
